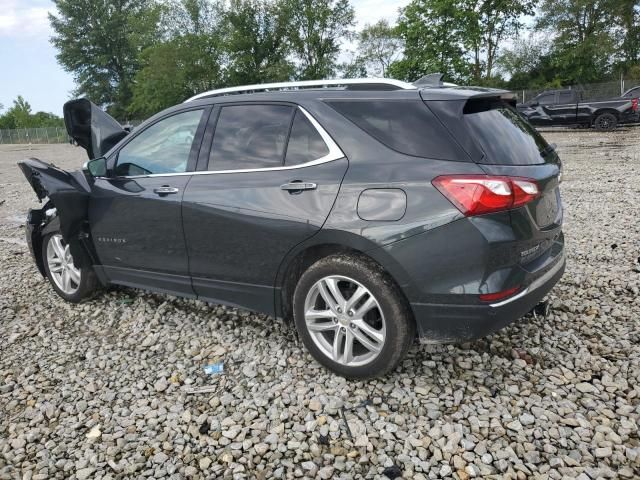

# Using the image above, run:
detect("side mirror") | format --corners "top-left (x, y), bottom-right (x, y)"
top-left (85, 157), bottom-right (107, 177)
top-left (529, 101), bottom-right (539, 107)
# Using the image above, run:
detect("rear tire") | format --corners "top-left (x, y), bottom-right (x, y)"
top-left (42, 232), bottom-right (98, 303)
top-left (293, 253), bottom-right (415, 379)
top-left (594, 112), bottom-right (617, 131)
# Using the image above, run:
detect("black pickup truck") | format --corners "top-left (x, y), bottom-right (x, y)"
top-left (517, 89), bottom-right (639, 130)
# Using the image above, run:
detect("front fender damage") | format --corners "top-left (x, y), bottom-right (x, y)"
top-left (18, 158), bottom-right (99, 276)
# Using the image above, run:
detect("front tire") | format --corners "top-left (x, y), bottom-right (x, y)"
top-left (293, 254), bottom-right (415, 379)
top-left (594, 112), bottom-right (617, 131)
top-left (42, 232), bottom-right (98, 303)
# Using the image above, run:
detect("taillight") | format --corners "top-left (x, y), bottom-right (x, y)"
top-left (479, 286), bottom-right (521, 302)
top-left (432, 175), bottom-right (540, 217)
top-left (632, 98), bottom-right (638, 112)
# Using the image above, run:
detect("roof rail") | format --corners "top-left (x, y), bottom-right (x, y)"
top-left (184, 78), bottom-right (417, 102)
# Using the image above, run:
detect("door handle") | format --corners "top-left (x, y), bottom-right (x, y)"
top-left (153, 185), bottom-right (179, 195)
top-left (280, 181), bottom-right (317, 193)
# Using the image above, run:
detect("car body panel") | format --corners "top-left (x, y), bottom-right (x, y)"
top-left (88, 175), bottom-right (194, 294)
top-left (517, 89), bottom-right (638, 126)
top-left (182, 157), bottom-right (349, 315)
top-left (19, 85), bottom-right (565, 346)
top-left (18, 159), bottom-right (95, 268)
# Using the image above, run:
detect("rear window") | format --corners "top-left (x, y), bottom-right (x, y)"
top-left (285, 110), bottom-right (329, 165)
top-left (464, 99), bottom-right (550, 165)
top-left (326, 100), bottom-right (464, 160)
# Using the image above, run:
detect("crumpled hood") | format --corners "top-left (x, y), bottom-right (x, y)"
top-left (18, 158), bottom-right (91, 254)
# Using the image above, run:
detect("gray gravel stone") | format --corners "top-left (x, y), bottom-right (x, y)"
top-left (1, 134), bottom-right (639, 479)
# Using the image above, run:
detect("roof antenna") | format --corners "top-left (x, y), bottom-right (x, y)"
top-left (413, 73), bottom-right (444, 87)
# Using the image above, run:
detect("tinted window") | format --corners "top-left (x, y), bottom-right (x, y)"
top-left (115, 109), bottom-right (203, 176)
top-left (464, 99), bottom-right (550, 165)
top-left (624, 87), bottom-right (639, 98)
top-left (327, 100), bottom-right (462, 159)
top-left (209, 105), bottom-right (293, 170)
top-left (558, 92), bottom-right (574, 104)
top-left (285, 110), bottom-right (329, 165)
top-left (538, 94), bottom-right (555, 105)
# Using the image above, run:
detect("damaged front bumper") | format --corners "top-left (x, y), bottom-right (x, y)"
top-left (18, 158), bottom-right (98, 275)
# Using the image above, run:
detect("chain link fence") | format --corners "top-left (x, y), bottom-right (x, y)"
top-left (517, 77), bottom-right (640, 104)
top-left (0, 127), bottom-right (71, 145)
top-left (0, 120), bottom-right (143, 145)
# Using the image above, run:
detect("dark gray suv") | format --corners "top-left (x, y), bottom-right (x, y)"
top-left (19, 78), bottom-right (565, 379)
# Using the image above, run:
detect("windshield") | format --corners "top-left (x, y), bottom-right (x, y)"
top-left (623, 87), bottom-right (639, 98)
top-left (464, 99), bottom-right (552, 165)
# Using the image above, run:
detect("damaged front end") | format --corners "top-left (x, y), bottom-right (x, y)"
top-left (19, 98), bottom-right (126, 279)
top-left (18, 159), bottom-right (99, 278)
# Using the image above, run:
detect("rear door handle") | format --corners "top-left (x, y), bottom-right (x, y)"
top-left (280, 181), bottom-right (317, 193)
top-left (153, 186), bottom-right (179, 195)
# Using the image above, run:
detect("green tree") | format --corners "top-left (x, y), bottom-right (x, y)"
top-left (498, 35), bottom-right (559, 88)
top-left (355, 20), bottom-right (403, 77)
top-left (223, 0), bottom-right (294, 85)
top-left (338, 53), bottom-right (368, 78)
top-left (389, 0), bottom-right (472, 82)
top-left (536, 0), bottom-right (618, 84)
top-left (613, 0), bottom-right (640, 73)
top-left (130, 36), bottom-right (225, 118)
top-left (465, 0), bottom-right (534, 82)
top-left (286, 0), bottom-right (356, 79)
top-left (5, 96), bottom-right (33, 128)
top-left (0, 97), bottom-right (64, 129)
top-left (129, 0), bottom-right (225, 117)
top-left (49, 0), bottom-right (161, 118)
top-left (390, 0), bottom-right (532, 84)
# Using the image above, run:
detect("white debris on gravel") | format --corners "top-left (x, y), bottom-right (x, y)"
top-left (1, 131), bottom-right (639, 479)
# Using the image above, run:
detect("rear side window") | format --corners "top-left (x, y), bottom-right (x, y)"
top-left (463, 99), bottom-right (550, 165)
top-left (209, 105), bottom-right (293, 170)
top-left (285, 110), bottom-right (329, 165)
top-left (326, 100), bottom-right (463, 160)
top-left (538, 94), bottom-right (555, 105)
top-left (558, 92), bottom-right (573, 104)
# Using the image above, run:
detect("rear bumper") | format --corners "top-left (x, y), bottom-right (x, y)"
top-left (411, 251), bottom-right (565, 342)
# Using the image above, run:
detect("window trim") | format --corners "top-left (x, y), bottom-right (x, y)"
top-left (103, 106), bottom-right (211, 178)
top-left (111, 106), bottom-right (343, 179)
top-left (206, 103), bottom-right (296, 172)
top-left (198, 105), bottom-right (343, 175)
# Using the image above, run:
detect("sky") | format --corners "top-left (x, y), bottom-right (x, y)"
top-left (0, 0), bottom-right (409, 117)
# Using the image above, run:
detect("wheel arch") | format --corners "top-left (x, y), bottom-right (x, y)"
top-left (592, 108), bottom-right (620, 121)
top-left (274, 230), bottom-right (415, 324)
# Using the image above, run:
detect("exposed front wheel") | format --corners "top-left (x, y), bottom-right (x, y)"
top-left (42, 233), bottom-right (98, 302)
top-left (594, 112), bottom-right (617, 131)
top-left (293, 254), bottom-right (415, 379)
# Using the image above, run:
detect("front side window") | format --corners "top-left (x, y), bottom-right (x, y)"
top-left (285, 110), bottom-right (329, 166)
top-left (115, 109), bottom-right (203, 176)
top-left (209, 105), bottom-right (294, 170)
top-left (624, 87), bottom-right (639, 98)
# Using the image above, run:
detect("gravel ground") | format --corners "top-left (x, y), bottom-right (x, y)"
top-left (0, 131), bottom-right (639, 480)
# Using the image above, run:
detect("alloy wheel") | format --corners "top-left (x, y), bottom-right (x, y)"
top-left (46, 234), bottom-right (81, 295)
top-left (303, 275), bottom-right (386, 367)
top-left (596, 116), bottom-right (612, 130)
